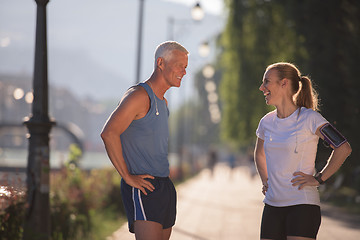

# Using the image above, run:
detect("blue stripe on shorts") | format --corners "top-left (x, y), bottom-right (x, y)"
top-left (132, 188), bottom-right (147, 221)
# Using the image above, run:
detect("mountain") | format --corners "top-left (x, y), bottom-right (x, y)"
top-left (0, 0), bottom-right (225, 103)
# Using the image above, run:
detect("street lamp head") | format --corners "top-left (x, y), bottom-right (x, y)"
top-left (199, 41), bottom-right (210, 57)
top-left (191, 2), bottom-right (204, 21)
top-left (13, 88), bottom-right (25, 100)
top-left (203, 64), bottom-right (215, 79)
top-left (25, 92), bottom-right (34, 104)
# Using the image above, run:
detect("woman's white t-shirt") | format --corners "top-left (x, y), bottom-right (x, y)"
top-left (256, 107), bottom-right (328, 207)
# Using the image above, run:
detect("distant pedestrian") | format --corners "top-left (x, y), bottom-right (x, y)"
top-left (226, 152), bottom-right (236, 179)
top-left (254, 62), bottom-right (352, 240)
top-left (207, 147), bottom-right (218, 177)
top-left (227, 152), bottom-right (236, 170)
top-left (101, 41), bottom-right (189, 240)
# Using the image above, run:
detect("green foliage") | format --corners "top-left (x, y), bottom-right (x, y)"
top-left (286, 0), bottom-right (360, 188)
top-left (50, 167), bottom-right (124, 240)
top-left (90, 207), bottom-right (127, 240)
top-left (0, 186), bottom-right (26, 240)
top-left (65, 144), bottom-right (82, 169)
top-left (220, 0), bottom-right (360, 194)
top-left (220, 0), bottom-right (301, 146)
top-left (0, 167), bottom-right (124, 240)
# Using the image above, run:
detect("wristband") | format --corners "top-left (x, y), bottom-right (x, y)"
top-left (314, 172), bottom-right (325, 185)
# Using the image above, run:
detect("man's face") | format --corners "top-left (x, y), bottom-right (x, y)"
top-left (161, 50), bottom-right (188, 88)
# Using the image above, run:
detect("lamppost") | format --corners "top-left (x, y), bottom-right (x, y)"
top-left (135, 1), bottom-right (203, 85)
top-left (166, 2), bottom-right (204, 180)
top-left (203, 64), bottom-right (221, 124)
top-left (167, 2), bottom-right (204, 40)
top-left (135, 0), bottom-right (145, 84)
top-left (23, 0), bottom-right (55, 239)
top-left (198, 41), bottom-right (210, 58)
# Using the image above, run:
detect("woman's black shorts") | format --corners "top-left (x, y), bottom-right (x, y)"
top-left (261, 204), bottom-right (321, 240)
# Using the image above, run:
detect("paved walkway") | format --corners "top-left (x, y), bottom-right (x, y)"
top-left (108, 163), bottom-right (360, 240)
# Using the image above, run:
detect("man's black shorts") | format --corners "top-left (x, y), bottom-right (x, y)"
top-left (261, 204), bottom-right (321, 240)
top-left (121, 176), bottom-right (177, 233)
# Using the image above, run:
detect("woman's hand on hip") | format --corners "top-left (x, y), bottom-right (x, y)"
top-left (262, 181), bottom-right (268, 195)
top-left (291, 171), bottom-right (319, 190)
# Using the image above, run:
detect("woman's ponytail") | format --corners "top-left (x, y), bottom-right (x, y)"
top-left (295, 76), bottom-right (319, 111)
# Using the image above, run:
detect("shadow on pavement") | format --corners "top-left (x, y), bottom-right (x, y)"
top-left (173, 227), bottom-right (209, 240)
top-left (320, 203), bottom-right (360, 230)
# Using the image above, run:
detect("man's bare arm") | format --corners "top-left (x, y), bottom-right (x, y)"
top-left (100, 86), bottom-right (155, 195)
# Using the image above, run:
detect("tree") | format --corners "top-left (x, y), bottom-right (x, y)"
top-left (220, 0), bottom-right (305, 147)
top-left (289, 0), bottom-right (360, 187)
top-left (219, 0), bottom-right (360, 192)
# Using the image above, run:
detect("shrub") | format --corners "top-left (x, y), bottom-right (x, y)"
top-left (49, 166), bottom-right (123, 240)
top-left (0, 184), bottom-right (26, 240)
top-left (0, 166), bottom-right (124, 240)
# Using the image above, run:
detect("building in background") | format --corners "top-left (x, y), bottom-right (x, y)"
top-left (0, 73), bottom-right (112, 154)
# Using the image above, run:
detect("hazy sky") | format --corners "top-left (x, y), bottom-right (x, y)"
top-left (0, 0), bottom-right (225, 107)
top-left (164, 0), bottom-right (224, 15)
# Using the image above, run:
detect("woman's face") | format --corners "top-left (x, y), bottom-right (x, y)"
top-left (259, 69), bottom-right (283, 106)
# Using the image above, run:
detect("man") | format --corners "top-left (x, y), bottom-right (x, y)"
top-left (101, 41), bottom-right (189, 240)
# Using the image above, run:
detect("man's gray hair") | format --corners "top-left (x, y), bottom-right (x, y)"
top-left (154, 41), bottom-right (189, 69)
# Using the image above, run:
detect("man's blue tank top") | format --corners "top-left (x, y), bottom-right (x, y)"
top-left (120, 82), bottom-right (170, 177)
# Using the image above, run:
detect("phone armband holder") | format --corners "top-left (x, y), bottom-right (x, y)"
top-left (320, 123), bottom-right (347, 148)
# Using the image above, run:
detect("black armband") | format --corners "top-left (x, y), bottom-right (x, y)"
top-left (320, 123), bottom-right (347, 148)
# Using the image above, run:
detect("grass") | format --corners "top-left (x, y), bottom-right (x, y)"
top-left (90, 207), bottom-right (127, 240)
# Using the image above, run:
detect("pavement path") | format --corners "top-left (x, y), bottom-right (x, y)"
top-left (107, 163), bottom-right (360, 240)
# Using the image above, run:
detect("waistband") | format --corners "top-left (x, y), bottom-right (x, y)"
top-left (122, 176), bottom-right (170, 181)
top-left (149, 176), bottom-right (170, 180)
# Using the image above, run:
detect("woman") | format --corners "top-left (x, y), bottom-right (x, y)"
top-left (254, 62), bottom-right (352, 240)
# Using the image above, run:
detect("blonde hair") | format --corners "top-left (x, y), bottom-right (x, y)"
top-left (154, 41), bottom-right (189, 69)
top-left (266, 62), bottom-right (319, 111)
